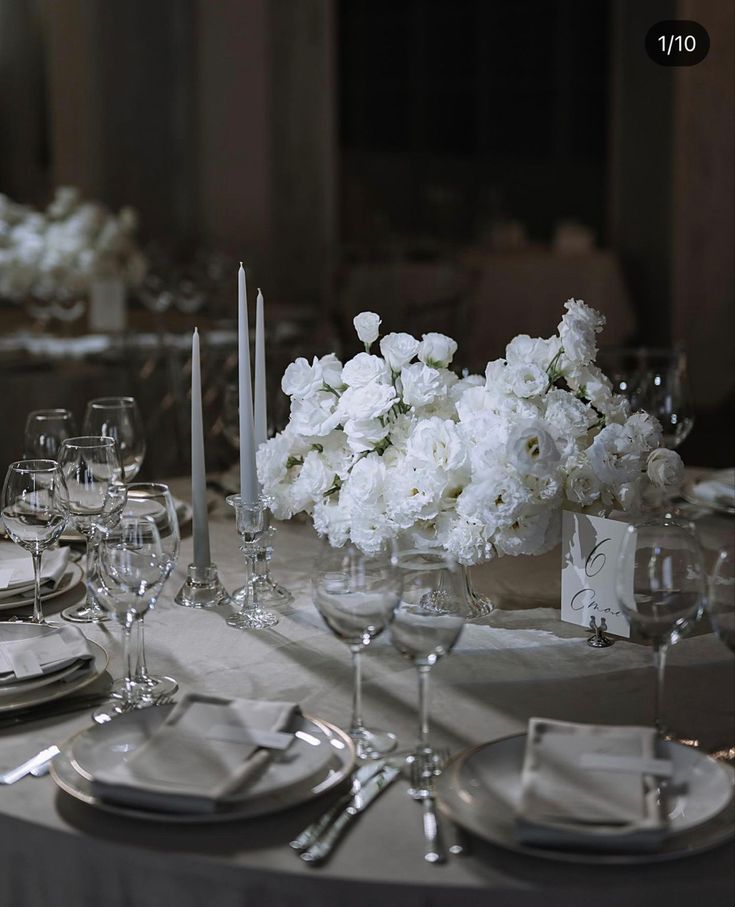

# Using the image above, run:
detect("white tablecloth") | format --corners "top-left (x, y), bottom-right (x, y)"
top-left (0, 478), bottom-right (733, 907)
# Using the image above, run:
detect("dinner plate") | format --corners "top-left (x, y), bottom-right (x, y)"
top-left (436, 734), bottom-right (735, 864)
top-left (681, 474), bottom-right (735, 516)
top-left (0, 563), bottom-right (83, 612)
top-left (0, 636), bottom-right (108, 714)
top-left (0, 658), bottom-right (87, 695)
top-left (51, 708), bottom-right (354, 823)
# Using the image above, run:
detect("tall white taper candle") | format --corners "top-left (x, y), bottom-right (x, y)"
top-left (254, 288), bottom-right (267, 454)
top-left (238, 264), bottom-right (258, 504)
top-left (191, 328), bottom-right (211, 567)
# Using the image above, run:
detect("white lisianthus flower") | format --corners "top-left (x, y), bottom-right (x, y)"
top-left (353, 311), bottom-right (381, 348)
top-left (290, 392), bottom-right (341, 437)
top-left (385, 464), bottom-right (447, 528)
top-left (587, 423), bottom-right (641, 485)
top-left (506, 362), bottom-right (549, 399)
top-left (505, 334), bottom-right (562, 371)
top-left (646, 448), bottom-right (684, 489)
top-left (565, 363), bottom-right (613, 406)
top-left (484, 359), bottom-right (508, 393)
top-left (558, 298), bottom-right (606, 365)
top-left (406, 417), bottom-right (468, 473)
top-left (336, 382), bottom-right (397, 422)
top-left (380, 332), bottom-right (419, 371)
top-left (350, 510), bottom-right (394, 556)
top-left (495, 509), bottom-right (555, 557)
top-left (341, 353), bottom-right (391, 387)
top-left (417, 332), bottom-right (458, 368)
top-left (564, 453), bottom-right (601, 506)
top-left (343, 417), bottom-right (390, 453)
top-left (400, 362), bottom-right (448, 409)
top-left (506, 419), bottom-right (561, 477)
top-left (281, 356), bottom-right (325, 399)
top-left (457, 466), bottom-right (531, 528)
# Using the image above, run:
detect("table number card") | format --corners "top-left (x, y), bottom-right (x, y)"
top-left (561, 511), bottom-right (631, 638)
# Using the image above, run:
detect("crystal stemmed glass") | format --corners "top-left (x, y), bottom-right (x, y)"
top-left (90, 515), bottom-right (169, 723)
top-left (390, 549), bottom-right (468, 791)
top-left (83, 396), bottom-right (146, 481)
top-left (312, 542), bottom-right (403, 760)
top-left (56, 436), bottom-right (122, 623)
top-left (631, 350), bottom-right (695, 450)
top-left (24, 409), bottom-right (78, 459)
top-left (706, 547), bottom-right (735, 761)
top-left (121, 482), bottom-right (180, 700)
top-left (1, 460), bottom-right (67, 624)
top-left (615, 517), bottom-right (707, 738)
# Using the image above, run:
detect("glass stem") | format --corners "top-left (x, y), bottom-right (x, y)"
top-left (349, 643), bottom-right (365, 736)
top-left (84, 527), bottom-right (99, 609)
top-left (417, 664), bottom-right (432, 755)
top-left (30, 551), bottom-right (44, 624)
top-left (135, 617), bottom-right (149, 681)
top-left (652, 642), bottom-right (668, 736)
top-left (122, 619), bottom-right (136, 705)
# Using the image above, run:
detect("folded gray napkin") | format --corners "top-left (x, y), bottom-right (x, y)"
top-left (91, 693), bottom-right (302, 814)
top-left (0, 546), bottom-right (70, 592)
top-left (516, 718), bottom-right (668, 852)
top-left (0, 625), bottom-right (94, 685)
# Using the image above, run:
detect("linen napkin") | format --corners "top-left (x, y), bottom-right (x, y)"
top-left (0, 625), bottom-right (94, 685)
top-left (0, 546), bottom-right (71, 591)
top-left (91, 693), bottom-right (302, 814)
top-left (516, 718), bottom-right (668, 852)
top-left (694, 468), bottom-right (735, 508)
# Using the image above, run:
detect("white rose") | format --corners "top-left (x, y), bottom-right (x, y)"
top-left (506, 419), bottom-right (561, 477)
top-left (587, 423), bottom-right (641, 485)
top-left (400, 362), bottom-right (447, 409)
top-left (343, 417), bottom-right (390, 453)
top-left (336, 382), bottom-right (397, 422)
top-left (505, 334), bottom-right (561, 370)
top-left (558, 299), bottom-right (606, 365)
top-left (341, 353), bottom-right (391, 387)
top-left (379, 332), bottom-right (419, 371)
top-left (505, 362), bottom-right (549, 399)
top-left (281, 356), bottom-right (324, 399)
top-left (406, 417), bottom-right (468, 473)
top-left (646, 448), bottom-right (684, 488)
top-left (290, 392), bottom-right (341, 437)
top-left (353, 311), bottom-right (381, 347)
top-left (417, 332), bottom-right (458, 368)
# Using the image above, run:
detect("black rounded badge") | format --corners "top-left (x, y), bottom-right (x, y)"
top-left (645, 20), bottom-right (710, 66)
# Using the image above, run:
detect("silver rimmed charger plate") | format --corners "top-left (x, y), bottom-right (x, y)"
top-left (51, 708), bottom-right (355, 823)
top-left (0, 563), bottom-right (84, 612)
top-left (0, 631), bottom-right (108, 714)
top-left (436, 734), bottom-right (735, 864)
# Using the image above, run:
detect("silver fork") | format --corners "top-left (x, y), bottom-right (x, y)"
top-left (410, 755), bottom-right (447, 864)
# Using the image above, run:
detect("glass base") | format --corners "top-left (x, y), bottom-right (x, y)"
top-left (226, 607), bottom-right (279, 630)
top-left (461, 567), bottom-right (495, 622)
top-left (351, 726), bottom-right (397, 760)
top-left (109, 673), bottom-right (178, 701)
top-left (61, 601), bottom-right (110, 623)
top-left (174, 563), bottom-right (231, 609)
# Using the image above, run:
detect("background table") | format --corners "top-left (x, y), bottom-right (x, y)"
top-left (0, 478), bottom-right (733, 907)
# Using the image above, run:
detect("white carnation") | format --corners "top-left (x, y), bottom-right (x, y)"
top-left (505, 334), bottom-right (561, 370)
top-left (587, 423), bottom-right (642, 485)
top-left (336, 382), bottom-right (397, 422)
top-left (406, 417), bottom-right (468, 474)
top-left (290, 392), bottom-right (341, 437)
top-left (417, 332), bottom-right (458, 368)
top-left (281, 356), bottom-right (325, 399)
top-left (343, 417), bottom-right (390, 453)
top-left (379, 332), bottom-right (419, 371)
top-left (341, 353), bottom-right (391, 387)
top-left (558, 299), bottom-right (605, 365)
top-left (400, 362), bottom-right (448, 409)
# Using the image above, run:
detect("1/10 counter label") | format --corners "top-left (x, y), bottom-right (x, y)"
top-left (645, 20), bottom-right (710, 66)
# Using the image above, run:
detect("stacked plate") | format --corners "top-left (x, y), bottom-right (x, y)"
top-left (436, 734), bottom-right (735, 863)
top-left (0, 623), bottom-right (108, 714)
top-left (0, 544), bottom-right (83, 615)
top-left (51, 706), bottom-right (355, 823)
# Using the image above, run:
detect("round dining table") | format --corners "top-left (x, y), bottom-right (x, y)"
top-left (1, 476), bottom-right (733, 907)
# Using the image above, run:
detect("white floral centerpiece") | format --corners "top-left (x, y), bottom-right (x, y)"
top-left (0, 187), bottom-right (147, 302)
top-left (258, 302), bottom-right (684, 570)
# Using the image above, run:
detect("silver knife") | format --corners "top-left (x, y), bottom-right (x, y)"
top-left (300, 764), bottom-right (400, 865)
top-left (290, 760), bottom-right (386, 852)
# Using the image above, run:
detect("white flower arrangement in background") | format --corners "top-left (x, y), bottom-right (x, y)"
top-left (258, 301), bottom-right (684, 563)
top-left (0, 187), bottom-right (147, 302)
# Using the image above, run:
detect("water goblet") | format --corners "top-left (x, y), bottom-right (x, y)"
top-left (226, 495), bottom-right (280, 629)
top-left (1, 460), bottom-right (67, 624)
top-left (24, 409), bottom-right (78, 459)
top-left (631, 349), bottom-right (695, 450)
top-left (56, 436), bottom-right (122, 623)
top-left (706, 547), bottom-right (735, 761)
top-left (121, 483), bottom-right (180, 700)
top-left (83, 396), bottom-right (146, 481)
top-left (90, 515), bottom-right (170, 723)
top-left (615, 517), bottom-right (706, 738)
top-left (390, 549), bottom-right (468, 791)
top-left (312, 542), bottom-right (403, 759)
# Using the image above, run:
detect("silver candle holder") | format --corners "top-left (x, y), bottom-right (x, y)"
top-left (174, 562), bottom-right (231, 609)
top-left (226, 494), bottom-right (279, 629)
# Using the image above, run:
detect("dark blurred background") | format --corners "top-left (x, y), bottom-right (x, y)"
top-left (0, 0), bottom-right (732, 476)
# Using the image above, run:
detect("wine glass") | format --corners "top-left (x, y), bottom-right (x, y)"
top-left (707, 547), bottom-right (735, 761)
top-left (56, 436), bottom-right (122, 623)
top-left (615, 517), bottom-right (706, 737)
top-left (121, 482), bottom-right (180, 700)
top-left (24, 409), bottom-right (78, 459)
top-left (83, 397), bottom-right (146, 481)
top-left (1, 460), bottom-right (67, 624)
top-left (90, 515), bottom-right (169, 723)
top-left (631, 350), bottom-right (694, 450)
top-left (312, 543), bottom-right (403, 760)
top-left (390, 549), bottom-right (468, 791)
